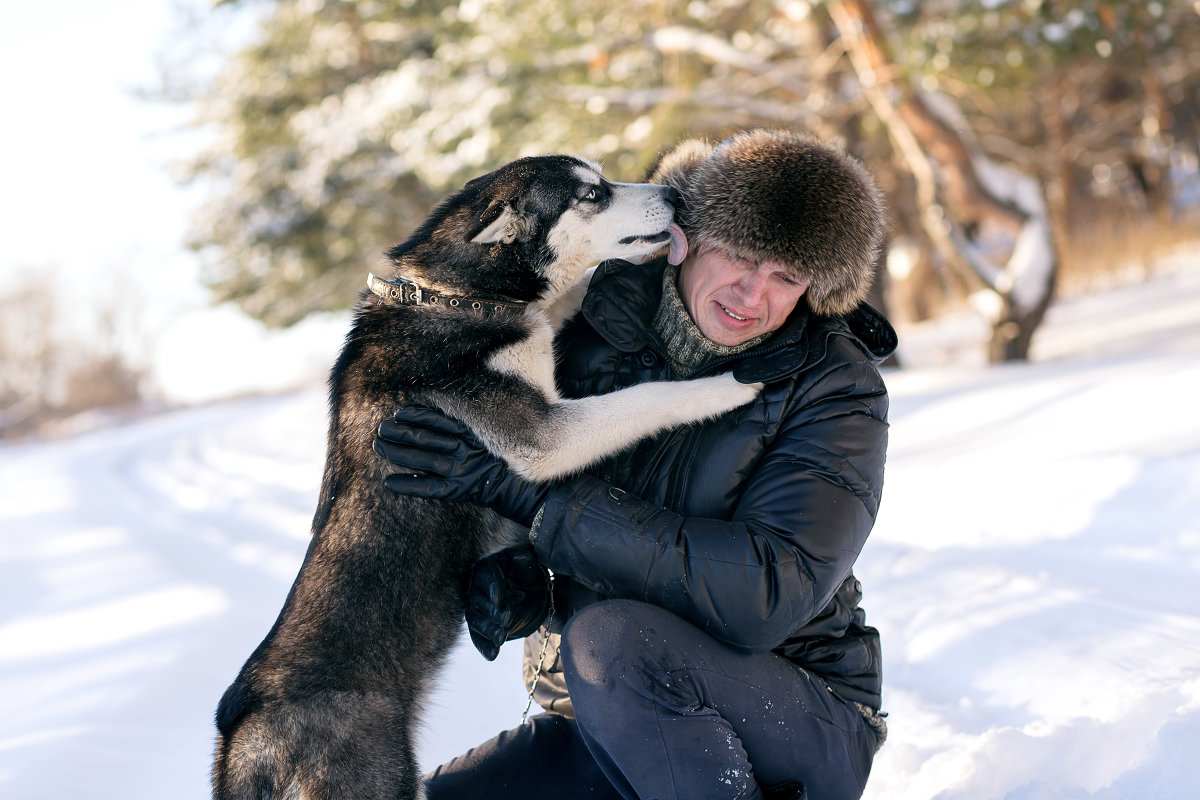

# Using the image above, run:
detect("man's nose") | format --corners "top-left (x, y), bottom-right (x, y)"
top-left (736, 268), bottom-right (769, 304)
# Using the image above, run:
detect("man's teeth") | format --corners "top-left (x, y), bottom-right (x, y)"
top-left (721, 305), bottom-right (747, 321)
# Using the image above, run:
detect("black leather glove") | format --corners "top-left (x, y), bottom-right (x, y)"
top-left (465, 546), bottom-right (551, 661)
top-left (374, 406), bottom-right (551, 527)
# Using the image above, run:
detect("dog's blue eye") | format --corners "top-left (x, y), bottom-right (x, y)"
top-left (583, 188), bottom-right (598, 201)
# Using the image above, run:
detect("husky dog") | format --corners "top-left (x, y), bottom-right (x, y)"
top-left (211, 155), bottom-right (760, 800)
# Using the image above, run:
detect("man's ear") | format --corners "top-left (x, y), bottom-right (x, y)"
top-left (470, 203), bottom-right (536, 245)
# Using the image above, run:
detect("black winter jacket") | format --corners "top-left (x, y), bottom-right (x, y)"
top-left (524, 257), bottom-right (896, 713)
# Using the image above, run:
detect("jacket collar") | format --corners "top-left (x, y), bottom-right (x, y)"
top-left (579, 258), bottom-right (668, 352)
top-left (580, 257), bottom-right (896, 382)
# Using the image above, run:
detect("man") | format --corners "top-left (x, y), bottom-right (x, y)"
top-left (375, 130), bottom-right (896, 799)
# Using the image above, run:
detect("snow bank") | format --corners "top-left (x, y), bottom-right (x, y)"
top-left (863, 268), bottom-right (1200, 798)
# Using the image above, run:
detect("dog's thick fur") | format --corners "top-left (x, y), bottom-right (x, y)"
top-left (211, 155), bottom-right (760, 800)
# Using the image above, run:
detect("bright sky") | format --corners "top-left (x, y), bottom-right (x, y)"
top-left (0, 0), bottom-right (198, 295)
top-left (0, 0), bottom-right (346, 404)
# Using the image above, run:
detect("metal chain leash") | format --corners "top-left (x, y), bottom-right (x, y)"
top-left (521, 569), bottom-right (555, 725)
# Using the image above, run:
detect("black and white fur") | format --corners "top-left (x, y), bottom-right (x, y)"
top-left (211, 155), bottom-right (760, 800)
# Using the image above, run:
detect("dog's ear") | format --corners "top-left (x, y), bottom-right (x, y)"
top-left (470, 203), bottom-right (537, 245)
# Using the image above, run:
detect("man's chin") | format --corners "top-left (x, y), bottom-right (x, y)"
top-left (703, 323), bottom-right (760, 347)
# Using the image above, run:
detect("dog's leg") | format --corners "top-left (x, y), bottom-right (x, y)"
top-left (501, 374), bottom-right (762, 482)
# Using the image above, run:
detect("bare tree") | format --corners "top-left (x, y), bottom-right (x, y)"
top-left (0, 269), bottom-right (147, 439)
top-left (0, 272), bottom-right (65, 428)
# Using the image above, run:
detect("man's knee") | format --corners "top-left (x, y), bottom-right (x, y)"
top-left (561, 600), bottom-right (693, 709)
top-left (561, 599), bottom-right (646, 683)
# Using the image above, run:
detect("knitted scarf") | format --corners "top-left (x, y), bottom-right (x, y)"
top-left (651, 264), bottom-right (771, 378)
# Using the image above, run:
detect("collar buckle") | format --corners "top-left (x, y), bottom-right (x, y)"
top-left (367, 272), bottom-right (527, 315)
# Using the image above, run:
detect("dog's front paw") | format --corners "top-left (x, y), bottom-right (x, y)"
top-left (740, 380), bottom-right (765, 403)
top-left (722, 372), bottom-right (763, 406)
top-left (688, 372), bottom-right (761, 416)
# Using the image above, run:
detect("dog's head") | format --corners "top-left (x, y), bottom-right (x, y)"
top-left (385, 155), bottom-right (681, 306)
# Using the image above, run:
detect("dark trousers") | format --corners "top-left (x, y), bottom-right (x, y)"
top-left (426, 600), bottom-right (877, 799)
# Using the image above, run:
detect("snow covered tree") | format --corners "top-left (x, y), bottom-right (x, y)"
top-left (886, 0), bottom-right (1200, 231)
top-left (175, 0), bottom-right (840, 325)
top-left (828, 0), bottom-right (1058, 361)
top-left (170, 0), bottom-right (1199, 362)
top-left (829, 0), bottom-right (1200, 360)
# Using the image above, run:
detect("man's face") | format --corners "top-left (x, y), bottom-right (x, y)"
top-left (676, 242), bottom-right (809, 346)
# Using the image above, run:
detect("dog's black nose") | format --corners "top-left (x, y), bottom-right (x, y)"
top-left (663, 185), bottom-right (683, 211)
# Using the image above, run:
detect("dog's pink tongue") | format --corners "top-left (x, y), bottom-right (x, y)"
top-left (667, 224), bottom-right (688, 265)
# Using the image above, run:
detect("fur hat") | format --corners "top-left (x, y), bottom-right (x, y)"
top-left (646, 130), bottom-right (885, 317)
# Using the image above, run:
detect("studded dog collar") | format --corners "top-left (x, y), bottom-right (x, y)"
top-left (367, 272), bottom-right (529, 314)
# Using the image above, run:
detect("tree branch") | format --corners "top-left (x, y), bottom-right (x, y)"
top-left (649, 26), bottom-right (811, 96)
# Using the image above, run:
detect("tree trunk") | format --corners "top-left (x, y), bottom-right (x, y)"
top-left (826, 0), bottom-right (1059, 361)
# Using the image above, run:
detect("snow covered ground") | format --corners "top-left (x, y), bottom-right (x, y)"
top-left (2, 263), bottom-right (1199, 799)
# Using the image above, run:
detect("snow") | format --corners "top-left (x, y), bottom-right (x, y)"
top-left (2, 265), bottom-right (1200, 798)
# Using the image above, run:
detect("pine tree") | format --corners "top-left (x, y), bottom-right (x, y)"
top-left (172, 0), bottom-right (846, 325)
